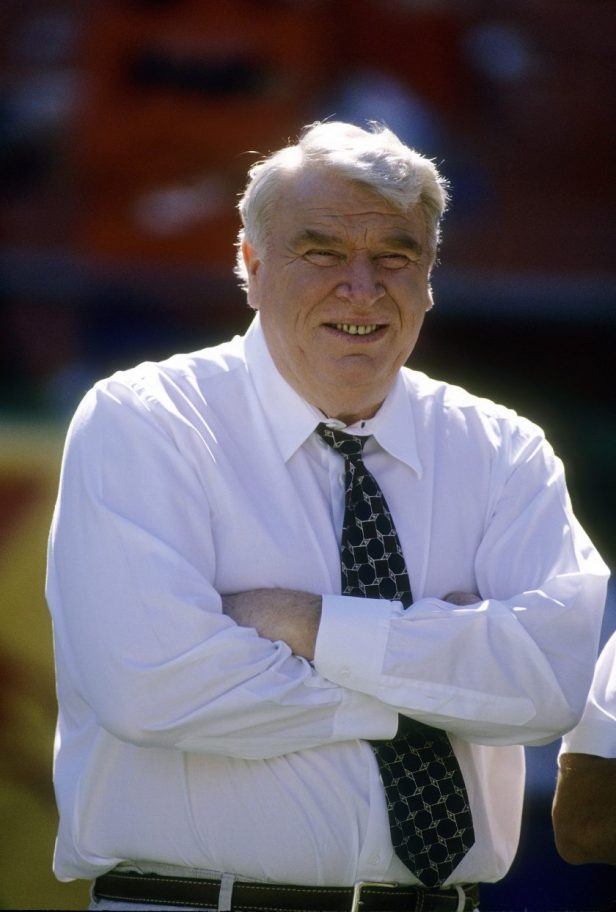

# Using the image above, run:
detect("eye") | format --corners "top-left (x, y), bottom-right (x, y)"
top-left (377, 253), bottom-right (413, 270)
top-left (303, 249), bottom-right (342, 266)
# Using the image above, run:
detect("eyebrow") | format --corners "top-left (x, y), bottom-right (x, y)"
top-left (380, 232), bottom-right (424, 257)
top-left (291, 228), bottom-right (423, 257)
top-left (291, 229), bottom-right (342, 249)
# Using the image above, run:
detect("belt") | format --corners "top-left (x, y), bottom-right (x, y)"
top-left (93, 871), bottom-right (479, 911)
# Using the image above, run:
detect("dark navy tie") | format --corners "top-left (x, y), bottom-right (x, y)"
top-left (317, 423), bottom-right (475, 887)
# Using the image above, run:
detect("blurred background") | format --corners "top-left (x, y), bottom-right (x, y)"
top-left (0, 0), bottom-right (614, 908)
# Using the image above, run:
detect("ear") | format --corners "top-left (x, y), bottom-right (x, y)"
top-left (426, 284), bottom-right (435, 311)
top-left (242, 239), bottom-right (261, 278)
top-left (242, 240), bottom-right (262, 311)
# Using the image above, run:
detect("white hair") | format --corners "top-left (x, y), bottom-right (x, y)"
top-left (234, 120), bottom-right (449, 289)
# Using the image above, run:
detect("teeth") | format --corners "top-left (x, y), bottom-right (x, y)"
top-left (335, 323), bottom-right (379, 335)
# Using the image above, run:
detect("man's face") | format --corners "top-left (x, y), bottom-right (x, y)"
top-left (244, 168), bottom-right (434, 424)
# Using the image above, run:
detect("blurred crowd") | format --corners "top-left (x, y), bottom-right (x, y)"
top-left (0, 0), bottom-right (613, 417)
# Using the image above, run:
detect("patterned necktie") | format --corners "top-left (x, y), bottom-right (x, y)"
top-left (317, 423), bottom-right (475, 888)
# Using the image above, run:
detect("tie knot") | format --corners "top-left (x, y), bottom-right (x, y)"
top-left (316, 423), bottom-right (368, 459)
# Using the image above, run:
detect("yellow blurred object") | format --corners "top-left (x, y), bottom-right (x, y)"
top-left (0, 424), bottom-right (89, 910)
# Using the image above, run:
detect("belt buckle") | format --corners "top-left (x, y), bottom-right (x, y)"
top-left (350, 880), bottom-right (398, 912)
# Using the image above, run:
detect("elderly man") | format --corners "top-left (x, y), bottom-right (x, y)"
top-left (47, 122), bottom-right (608, 912)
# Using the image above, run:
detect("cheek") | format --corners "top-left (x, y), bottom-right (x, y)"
top-left (261, 294), bottom-right (308, 352)
top-left (395, 306), bottom-right (427, 357)
top-left (398, 302), bottom-right (424, 332)
top-left (399, 283), bottom-right (431, 321)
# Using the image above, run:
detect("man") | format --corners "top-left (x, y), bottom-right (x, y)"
top-left (552, 629), bottom-right (616, 868)
top-left (47, 122), bottom-right (608, 911)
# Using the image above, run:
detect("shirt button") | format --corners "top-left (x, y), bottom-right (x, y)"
top-left (338, 665), bottom-right (351, 679)
top-left (368, 852), bottom-right (381, 865)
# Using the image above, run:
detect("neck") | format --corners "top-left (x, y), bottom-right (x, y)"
top-left (317, 397), bottom-right (384, 426)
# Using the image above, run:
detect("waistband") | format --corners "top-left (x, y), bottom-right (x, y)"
top-left (93, 870), bottom-right (479, 912)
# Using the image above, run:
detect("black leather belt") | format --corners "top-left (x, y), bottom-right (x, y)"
top-left (93, 871), bottom-right (479, 911)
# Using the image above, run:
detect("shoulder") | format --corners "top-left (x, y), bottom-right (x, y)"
top-left (74, 334), bottom-right (248, 429)
top-left (400, 366), bottom-right (546, 456)
top-left (105, 333), bottom-right (246, 402)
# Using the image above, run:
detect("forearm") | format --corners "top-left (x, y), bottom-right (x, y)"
top-left (222, 589), bottom-right (322, 661)
top-left (314, 577), bottom-right (605, 744)
top-left (51, 553), bottom-right (391, 757)
top-left (222, 590), bottom-right (478, 664)
top-left (49, 440), bottom-right (390, 754)
top-left (223, 572), bottom-right (602, 746)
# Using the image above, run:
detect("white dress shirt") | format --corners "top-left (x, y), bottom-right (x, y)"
top-left (560, 631), bottom-right (616, 759)
top-left (47, 313), bottom-right (608, 887)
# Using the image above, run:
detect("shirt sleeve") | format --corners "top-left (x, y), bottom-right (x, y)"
top-left (560, 632), bottom-right (616, 759)
top-left (47, 379), bottom-right (398, 759)
top-left (314, 419), bottom-right (609, 746)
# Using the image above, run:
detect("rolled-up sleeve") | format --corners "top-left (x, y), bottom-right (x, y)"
top-left (47, 379), bottom-right (398, 760)
top-left (314, 416), bottom-right (609, 746)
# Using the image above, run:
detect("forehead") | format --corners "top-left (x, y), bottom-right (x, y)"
top-left (273, 168), bottom-right (425, 244)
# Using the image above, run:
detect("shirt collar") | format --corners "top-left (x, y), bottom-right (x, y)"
top-left (243, 313), bottom-right (423, 477)
top-left (244, 314), bottom-right (323, 462)
top-left (347, 374), bottom-right (423, 477)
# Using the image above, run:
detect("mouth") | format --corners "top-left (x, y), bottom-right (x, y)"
top-left (328, 323), bottom-right (382, 336)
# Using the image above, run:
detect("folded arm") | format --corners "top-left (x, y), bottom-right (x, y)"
top-left (49, 377), bottom-right (608, 758)
top-left (47, 382), bottom-right (398, 761)
top-left (222, 589), bottom-right (480, 661)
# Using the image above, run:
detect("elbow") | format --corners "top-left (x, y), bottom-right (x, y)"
top-left (540, 685), bottom-right (587, 743)
top-left (554, 707), bottom-right (583, 742)
top-left (99, 710), bottom-right (160, 748)
top-left (96, 693), bottom-right (178, 748)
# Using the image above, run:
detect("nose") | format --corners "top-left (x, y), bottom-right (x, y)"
top-left (335, 255), bottom-right (385, 307)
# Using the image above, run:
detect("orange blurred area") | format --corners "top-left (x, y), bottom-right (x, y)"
top-left (69, 0), bottom-right (335, 266)
top-left (1, 0), bottom-right (613, 429)
top-left (1, 0), bottom-right (613, 275)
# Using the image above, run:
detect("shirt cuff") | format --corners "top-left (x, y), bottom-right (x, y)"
top-left (560, 715), bottom-right (616, 759)
top-left (332, 687), bottom-right (399, 742)
top-left (314, 593), bottom-right (395, 695)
